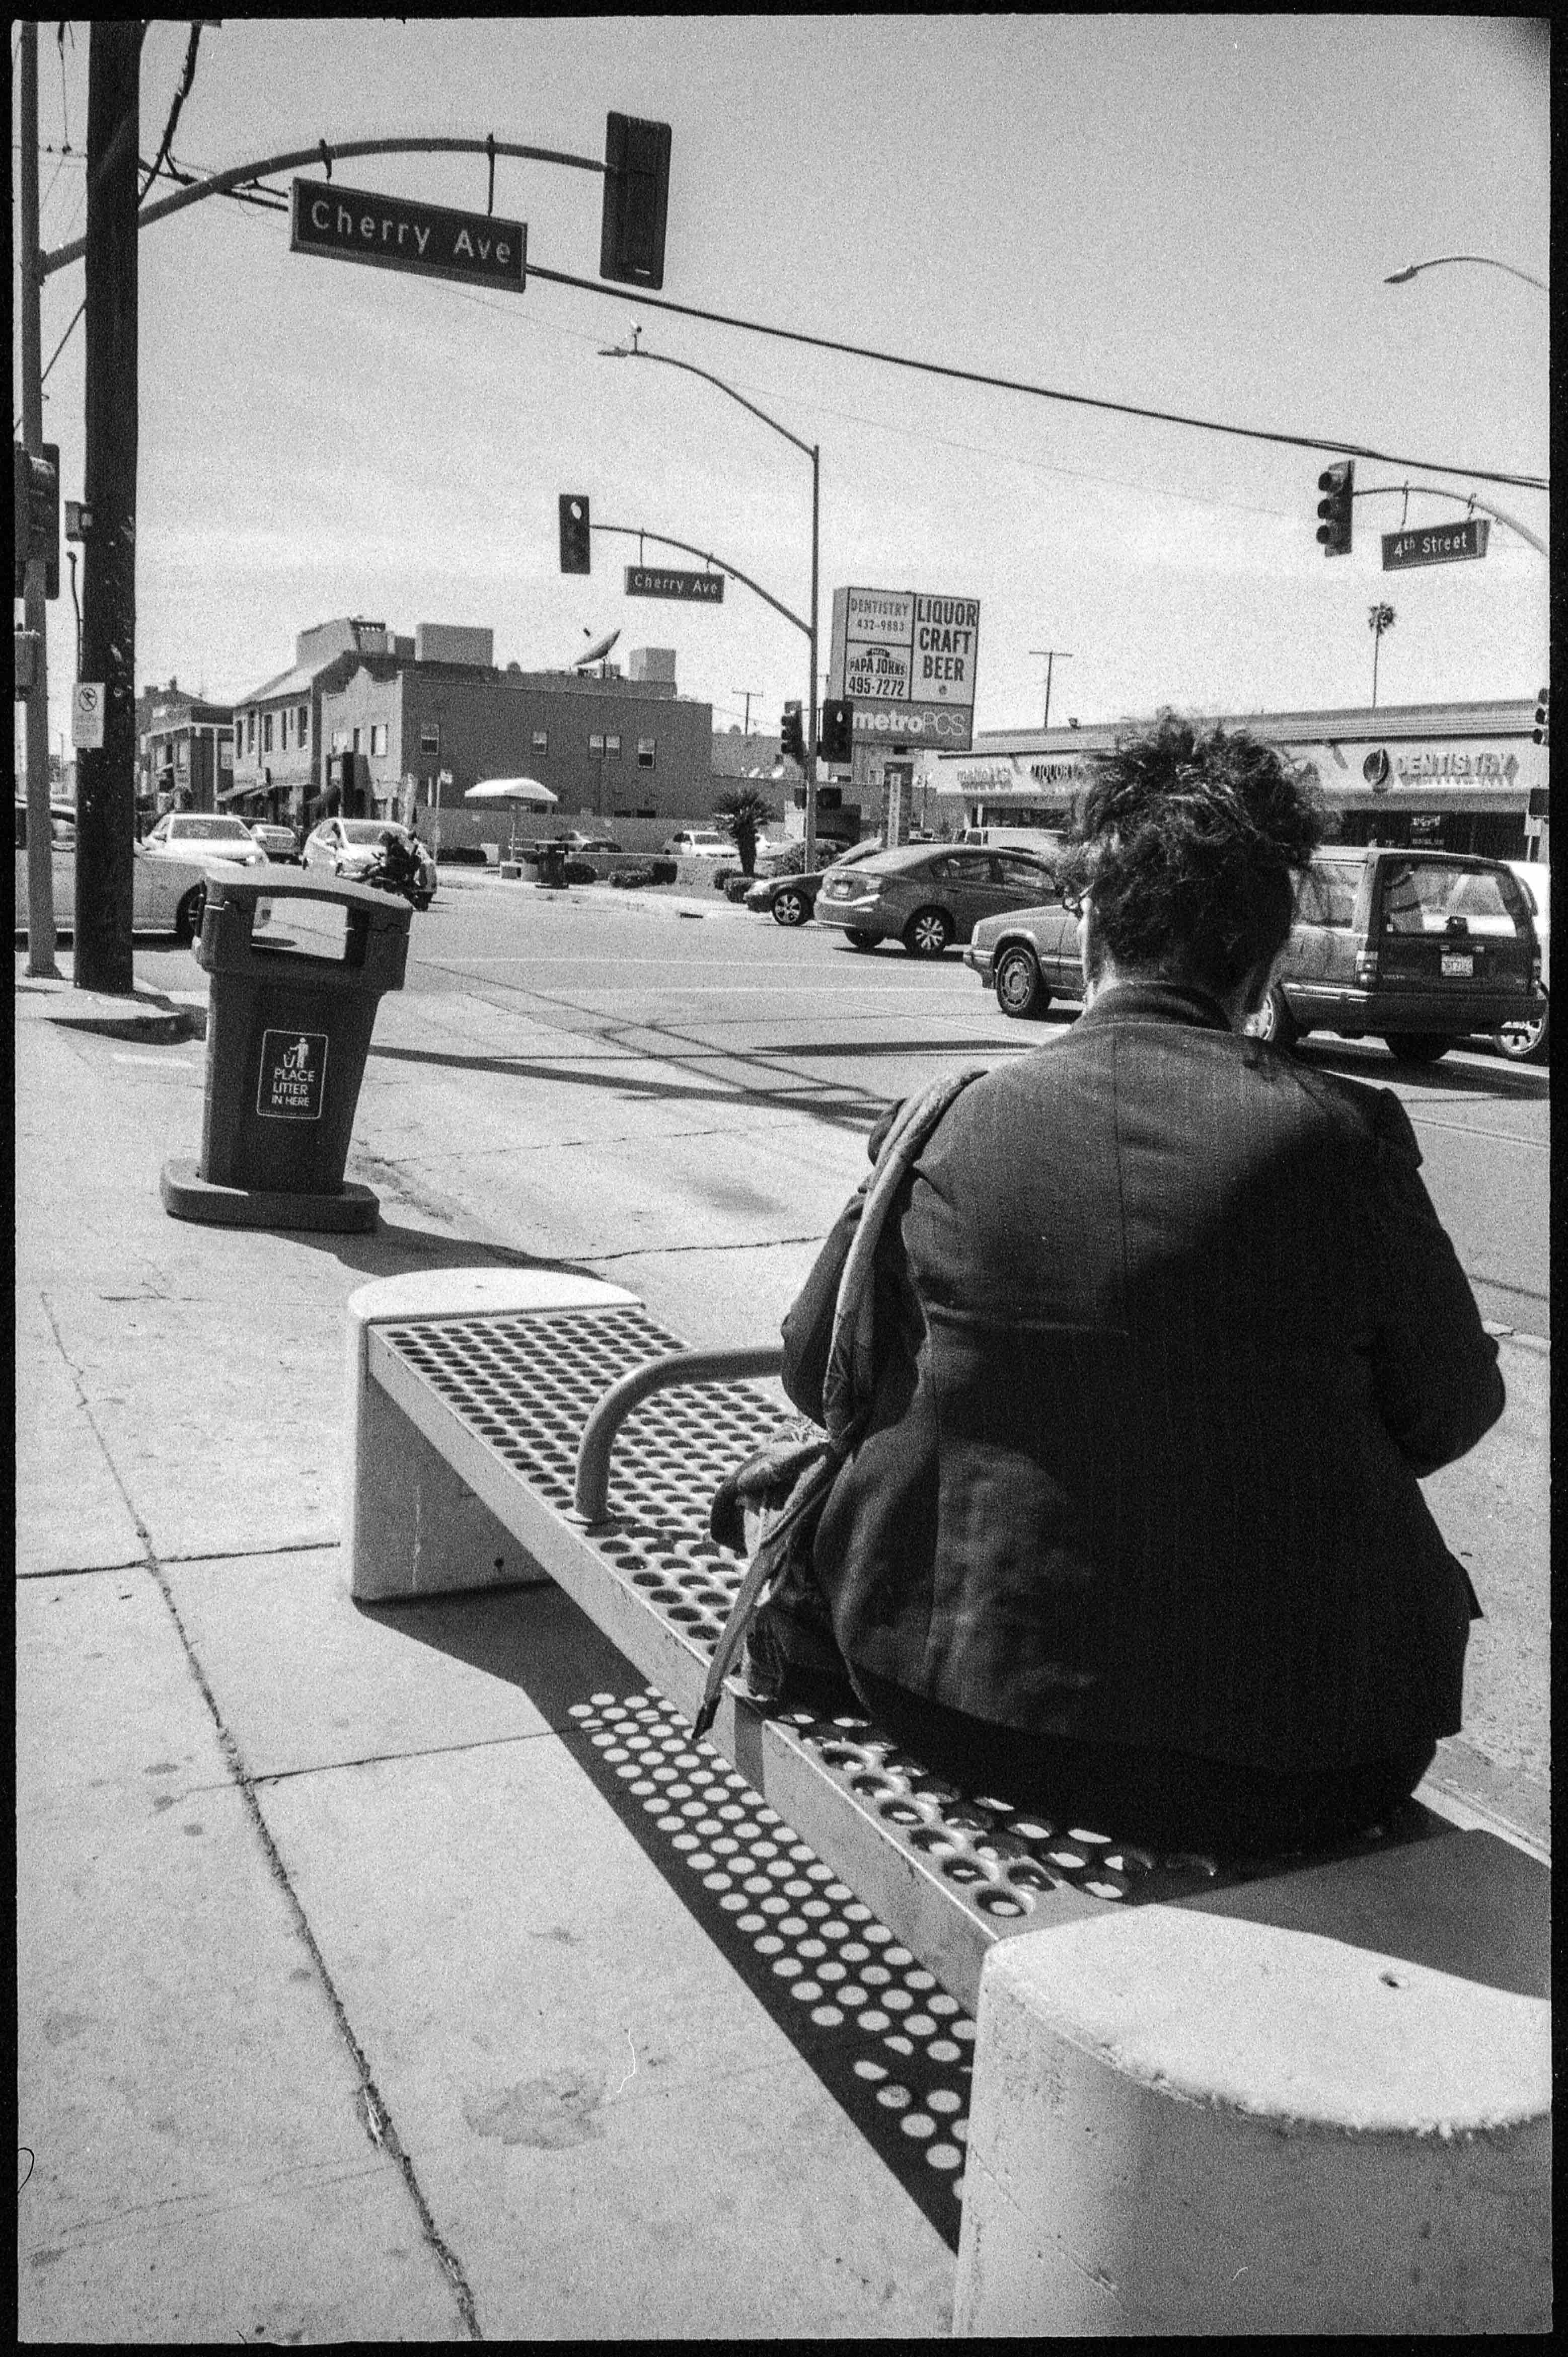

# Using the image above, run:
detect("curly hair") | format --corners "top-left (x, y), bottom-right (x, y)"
top-left (1061, 711), bottom-right (1327, 998)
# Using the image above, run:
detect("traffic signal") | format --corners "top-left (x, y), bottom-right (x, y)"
top-left (600, 113), bottom-right (671, 290)
top-left (1532, 686), bottom-right (1549, 746)
top-left (780, 701), bottom-right (805, 765)
top-left (558, 493), bottom-right (591, 575)
top-left (1315, 459), bottom-right (1354, 557)
top-left (13, 443), bottom-right (59, 599)
top-left (819, 698), bottom-right (854, 763)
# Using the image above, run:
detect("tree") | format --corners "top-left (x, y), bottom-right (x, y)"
top-left (712, 784), bottom-right (775, 875)
top-left (1368, 603), bottom-right (1396, 709)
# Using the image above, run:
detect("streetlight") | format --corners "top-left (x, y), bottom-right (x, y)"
top-left (600, 336), bottom-right (822, 867)
top-left (1384, 254), bottom-right (1547, 292)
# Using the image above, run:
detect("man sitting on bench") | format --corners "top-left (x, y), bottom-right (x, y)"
top-left (777, 712), bottom-right (1504, 1858)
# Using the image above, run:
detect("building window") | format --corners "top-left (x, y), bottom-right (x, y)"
top-left (176, 739), bottom-right (189, 771)
top-left (532, 730), bottom-right (548, 753)
top-left (279, 710), bottom-right (290, 751)
top-left (219, 740), bottom-right (233, 770)
top-left (370, 723), bottom-right (388, 757)
top-left (246, 713), bottom-right (256, 754)
top-left (605, 733), bottom-right (621, 756)
top-left (351, 727), bottom-right (361, 755)
top-left (297, 703), bottom-right (309, 745)
top-left (262, 713), bottom-right (273, 753)
top-left (638, 737), bottom-right (656, 769)
top-left (419, 720), bottom-right (440, 754)
top-left (589, 733), bottom-right (605, 756)
top-left (331, 729), bottom-right (347, 755)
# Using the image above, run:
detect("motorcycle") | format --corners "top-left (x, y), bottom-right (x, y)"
top-left (353, 830), bottom-right (434, 911)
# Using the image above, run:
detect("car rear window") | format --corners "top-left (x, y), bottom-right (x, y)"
top-left (1298, 865), bottom-right (1359, 927)
top-left (1379, 860), bottom-right (1529, 938)
top-left (993, 854), bottom-right (1057, 890)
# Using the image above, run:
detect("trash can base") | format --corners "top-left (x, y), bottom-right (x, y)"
top-left (160, 1158), bottom-right (380, 1233)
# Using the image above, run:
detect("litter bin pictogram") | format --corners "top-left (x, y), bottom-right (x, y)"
top-left (160, 871), bottom-right (411, 1232)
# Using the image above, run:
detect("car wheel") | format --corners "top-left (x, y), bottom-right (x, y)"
top-left (772, 888), bottom-right (809, 927)
top-left (994, 943), bottom-right (1050, 1019)
top-left (414, 893), bottom-right (433, 912)
top-left (1245, 982), bottom-right (1300, 1051)
top-left (1493, 1001), bottom-right (1549, 1065)
top-left (902, 906), bottom-right (953, 958)
top-left (1383, 1033), bottom-right (1453, 1065)
top-left (844, 929), bottom-right (880, 950)
top-left (176, 883), bottom-right (205, 947)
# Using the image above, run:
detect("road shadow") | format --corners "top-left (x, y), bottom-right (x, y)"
top-left (274, 1213), bottom-right (596, 1287)
top-left (1293, 1038), bottom-right (1550, 1101)
top-left (366, 1040), bottom-right (897, 1133)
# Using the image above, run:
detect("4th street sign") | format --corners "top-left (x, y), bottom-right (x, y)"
top-left (290, 179), bottom-right (526, 291)
top-left (1382, 518), bottom-right (1489, 570)
top-left (624, 565), bottom-right (724, 603)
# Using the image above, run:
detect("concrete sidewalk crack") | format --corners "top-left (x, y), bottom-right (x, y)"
top-left (32, 1290), bottom-right (486, 2341)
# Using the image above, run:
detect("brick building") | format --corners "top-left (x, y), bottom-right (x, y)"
top-left (134, 681), bottom-right (236, 822)
top-left (230, 617), bottom-right (412, 828)
top-left (318, 631), bottom-right (716, 851)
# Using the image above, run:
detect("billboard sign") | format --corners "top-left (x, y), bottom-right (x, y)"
top-left (830, 585), bottom-right (982, 750)
top-left (290, 178), bottom-right (526, 292)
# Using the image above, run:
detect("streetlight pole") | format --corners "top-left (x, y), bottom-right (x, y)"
top-left (1384, 254), bottom-right (1548, 293)
top-left (1030, 648), bottom-right (1073, 732)
top-left (601, 340), bottom-right (821, 869)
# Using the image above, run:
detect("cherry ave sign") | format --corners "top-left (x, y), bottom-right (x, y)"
top-left (290, 179), bottom-right (526, 291)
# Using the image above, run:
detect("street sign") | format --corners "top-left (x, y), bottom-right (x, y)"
top-left (71, 681), bottom-right (105, 749)
top-left (290, 178), bottom-right (526, 292)
top-left (624, 565), bottom-right (724, 603)
top-left (829, 586), bottom-right (981, 751)
top-left (1381, 519), bottom-right (1489, 570)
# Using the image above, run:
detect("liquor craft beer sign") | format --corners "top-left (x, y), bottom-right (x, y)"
top-left (829, 586), bottom-right (982, 749)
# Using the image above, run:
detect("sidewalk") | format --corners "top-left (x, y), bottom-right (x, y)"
top-left (15, 954), bottom-right (1549, 2337)
top-left (14, 979), bottom-right (957, 2340)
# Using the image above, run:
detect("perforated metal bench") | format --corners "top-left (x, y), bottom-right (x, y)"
top-left (345, 1269), bottom-right (1550, 2335)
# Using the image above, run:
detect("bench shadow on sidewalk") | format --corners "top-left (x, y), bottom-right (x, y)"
top-left (359, 1579), bottom-right (974, 2255)
top-left (273, 1216), bottom-right (603, 1290)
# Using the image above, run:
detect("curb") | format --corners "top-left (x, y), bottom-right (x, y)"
top-left (15, 976), bottom-right (202, 1044)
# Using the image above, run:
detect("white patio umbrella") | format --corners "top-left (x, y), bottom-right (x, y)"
top-left (465, 776), bottom-right (559, 861)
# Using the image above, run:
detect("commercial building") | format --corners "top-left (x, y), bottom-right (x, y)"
top-left (229, 617), bottom-right (411, 827)
top-left (135, 682), bottom-right (236, 822)
top-left (317, 632), bottom-right (715, 851)
top-left (931, 698), bottom-right (1549, 864)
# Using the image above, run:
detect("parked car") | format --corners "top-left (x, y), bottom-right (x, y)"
top-left (1243, 847), bottom-right (1544, 1065)
top-left (1492, 861), bottom-right (1549, 1063)
top-left (661, 829), bottom-right (732, 859)
top-left (743, 839), bottom-right (887, 927)
top-left (15, 798), bottom-right (257, 943)
top-left (561, 831), bottom-right (620, 854)
top-left (814, 842), bottom-right (1065, 955)
top-left (963, 889), bottom-right (1084, 1016)
top-left (249, 820), bottom-right (302, 863)
top-left (303, 817), bottom-right (437, 909)
top-left (142, 811), bottom-right (268, 871)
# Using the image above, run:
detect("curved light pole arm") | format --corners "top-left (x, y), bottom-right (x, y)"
top-left (593, 522), bottom-right (810, 637)
top-left (39, 133), bottom-right (604, 279)
top-left (616, 346), bottom-right (814, 460)
top-left (1385, 254), bottom-right (1547, 293)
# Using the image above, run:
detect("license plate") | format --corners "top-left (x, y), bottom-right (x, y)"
top-left (1441, 952), bottom-right (1473, 977)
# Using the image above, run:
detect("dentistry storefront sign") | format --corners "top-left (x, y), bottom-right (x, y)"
top-left (830, 585), bottom-right (982, 750)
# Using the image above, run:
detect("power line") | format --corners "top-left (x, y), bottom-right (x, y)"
top-left (521, 260), bottom-right (1547, 494)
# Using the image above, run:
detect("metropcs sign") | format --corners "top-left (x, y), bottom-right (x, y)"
top-left (829, 585), bottom-right (982, 749)
top-left (290, 179), bottom-right (526, 291)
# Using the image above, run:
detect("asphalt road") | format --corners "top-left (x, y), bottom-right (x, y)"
top-left (396, 873), bottom-right (1550, 1341)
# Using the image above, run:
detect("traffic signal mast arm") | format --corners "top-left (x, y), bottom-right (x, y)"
top-left (1351, 481), bottom-right (1547, 559)
top-left (589, 523), bottom-right (811, 639)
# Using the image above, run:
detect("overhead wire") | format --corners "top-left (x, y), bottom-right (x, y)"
top-left (140, 22), bottom-right (204, 203)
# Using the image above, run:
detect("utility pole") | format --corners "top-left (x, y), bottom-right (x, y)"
top-left (19, 21), bottom-right (59, 977)
top-left (1030, 647), bottom-right (1073, 732)
top-left (732, 688), bottom-right (759, 745)
top-left (73, 23), bottom-right (141, 994)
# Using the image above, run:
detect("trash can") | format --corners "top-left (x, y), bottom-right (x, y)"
top-left (160, 871), bottom-right (411, 1232)
top-left (534, 841), bottom-right (568, 890)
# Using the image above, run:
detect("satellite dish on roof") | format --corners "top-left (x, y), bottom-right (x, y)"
top-left (571, 626), bottom-right (621, 670)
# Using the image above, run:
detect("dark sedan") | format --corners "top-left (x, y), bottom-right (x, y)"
top-left (814, 843), bottom-right (1065, 955)
top-left (743, 839), bottom-right (899, 927)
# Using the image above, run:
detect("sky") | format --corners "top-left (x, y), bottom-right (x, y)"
top-left (14, 15), bottom-right (1551, 767)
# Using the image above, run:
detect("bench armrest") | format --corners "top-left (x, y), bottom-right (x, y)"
top-left (573, 1344), bottom-right (787, 1523)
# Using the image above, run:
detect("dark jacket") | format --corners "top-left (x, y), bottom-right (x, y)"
top-left (780, 982), bottom-right (1503, 1776)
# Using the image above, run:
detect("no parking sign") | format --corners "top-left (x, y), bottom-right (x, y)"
top-left (71, 681), bottom-right (105, 749)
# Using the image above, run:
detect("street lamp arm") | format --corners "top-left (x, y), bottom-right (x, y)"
top-left (604, 345), bottom-right (814, 460)
top-left (38, 133), bottom-right (605, 279)
top-left (592, 522), bottom-right (810, 637)
top-left (1352, 481), bottom-right (1548, 558)
top-left (1385, 254), bottom-right (1548, 292)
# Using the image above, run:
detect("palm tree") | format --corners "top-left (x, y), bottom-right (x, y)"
top-left (712, 784), bottom-right (775, 875)
top-left (1368, 604), bottom-right (1396, 708)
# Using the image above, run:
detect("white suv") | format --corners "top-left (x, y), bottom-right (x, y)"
top-left (662, 829), bottom-right (731, 859)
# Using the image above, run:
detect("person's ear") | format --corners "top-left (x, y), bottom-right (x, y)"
top-left (1078, 896), bottom-right (1097, 987)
